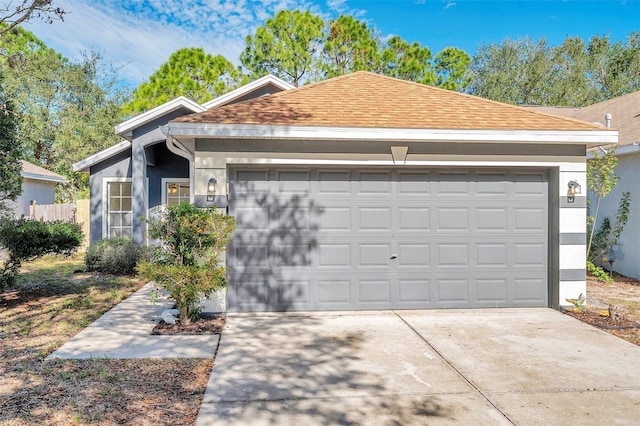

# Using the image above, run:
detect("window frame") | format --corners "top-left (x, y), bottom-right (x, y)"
top-left (102, 178), bottom-right (133, 239)
top-left (161, 178), bottom-right (191, 207)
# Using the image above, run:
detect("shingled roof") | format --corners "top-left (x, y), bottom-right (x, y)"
top-left (173, 71), bottom-right (606, 132)
top-left (527, 91), bottom-right (640, 147)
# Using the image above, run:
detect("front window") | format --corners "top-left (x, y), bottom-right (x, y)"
top-left (108, 181), bottom-right (132, 238)
top-left (166, 182), bottom-right (190, 206)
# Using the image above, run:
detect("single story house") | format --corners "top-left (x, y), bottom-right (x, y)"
top-left (528, 91), bottom-right (640, 279)
top-left (10, 160), bottom-right (67, 218)
top-left (74, 72), bottom-right (617, 312)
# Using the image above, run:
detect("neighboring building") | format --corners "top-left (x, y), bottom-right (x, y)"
top-left (9, 160), bottom-right (67, 218)
top-left (74, 72), bottom-right (617, 312)
top-left (529, 91), bottom-right (640, 279)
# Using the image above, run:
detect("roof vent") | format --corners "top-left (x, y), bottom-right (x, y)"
top-left (605, 113), bottom-right (612, 128)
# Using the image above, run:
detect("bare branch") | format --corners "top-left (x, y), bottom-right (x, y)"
top-left (0, 1), bottom-right (66, 37)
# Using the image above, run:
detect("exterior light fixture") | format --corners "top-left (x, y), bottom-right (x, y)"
top-left (567, 180), bottom-right (581, 203)
top-left (207, 177), bottom-right (217, 202)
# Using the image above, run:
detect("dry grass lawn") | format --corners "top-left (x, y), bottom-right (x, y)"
top-left (0, 254), bottom-right (213, 425)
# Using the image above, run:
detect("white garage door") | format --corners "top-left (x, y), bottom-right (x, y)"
top-left (227, 167), bottom-right (548, 311)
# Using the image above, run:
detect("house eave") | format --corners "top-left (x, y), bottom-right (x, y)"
top-left (587, 142), bottom-right (640, 159)
top-left (21, 172), bottom-right (67, 183)
top-left (166, 123), bottom-right (619, 146)
top-left (115, 97), bottom-right (206, 139)
top-left (72, 140), bottom-right (132, 173)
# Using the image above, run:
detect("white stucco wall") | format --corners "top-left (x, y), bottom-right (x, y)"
top-left (588, 152), bottom-right (640, 279)
top-left (11, 178), bottom-right (57, 218)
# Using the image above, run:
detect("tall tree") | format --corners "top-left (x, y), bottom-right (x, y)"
top-left (319, 15), bottom-right (380, 79)
top-left (378, 36), bottom-right (436, 85)
top-left (124, 47), bottom-right (244, 115)
top-left (241, 9), bottom-right (324, 86)
top-left (0, 1), bottom-right (65, 37)
top-left (2, 28), bottom-right (126, 201)
top-left (467, 37), bottom-right (555, 105)
top-left (0, 71), bottom-right (21, 217)
top-left (434, 47), bottom-right (471, 91)
top-left (469, 33), bottom-right (640, 107)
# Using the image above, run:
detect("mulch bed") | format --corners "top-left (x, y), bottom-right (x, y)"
top-left (565, 309), bottom-right (640, 330)
top-left (564, 308), bottom-right (640, 346)
top-left (152, 314), bottom-right (226, 335)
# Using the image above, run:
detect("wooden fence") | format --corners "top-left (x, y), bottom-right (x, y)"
top-left (28, 200), bottom-right (90, 249)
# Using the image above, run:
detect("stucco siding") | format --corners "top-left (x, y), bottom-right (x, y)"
top-left (588, 153), bottom-right (640, 279)
top-left (89, 149), bottom-right (132, 242)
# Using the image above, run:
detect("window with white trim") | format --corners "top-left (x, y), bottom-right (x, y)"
top-left (107, 181), bottom-right (132, 238)
top-left (165, 182), bottom-right (190, 206)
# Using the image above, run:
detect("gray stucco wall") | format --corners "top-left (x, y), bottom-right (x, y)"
top-left (89, 149), bottom-right (132, 243)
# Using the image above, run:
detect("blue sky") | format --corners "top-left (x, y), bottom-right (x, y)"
top-left (24, 0), bottom-right (640, 88)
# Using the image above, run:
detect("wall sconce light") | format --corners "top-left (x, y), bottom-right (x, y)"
top-left (567, 180), bottom-right (581, 203)
top-left (168, 183), bottom-right (178, 195)
top-left (207, 177), bottom-right (217, 202)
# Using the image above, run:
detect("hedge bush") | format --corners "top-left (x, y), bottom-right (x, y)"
top-left (85, 238), bottom-right (149, 275)
top-left (0, 218), bottom-right (83, 291)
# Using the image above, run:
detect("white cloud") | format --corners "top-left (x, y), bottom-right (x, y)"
top-left (23, 0), bottom-right (362, 88)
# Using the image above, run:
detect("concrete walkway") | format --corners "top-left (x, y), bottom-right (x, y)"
top-left (197, 309), bottom-right (640, 425)
top-left (47, 282), bottom-right (220, 359)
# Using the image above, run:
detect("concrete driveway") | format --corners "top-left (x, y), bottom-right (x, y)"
top-left (197, 309), bottom-right (640, 425)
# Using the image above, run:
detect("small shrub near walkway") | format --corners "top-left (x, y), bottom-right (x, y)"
top-left (0, 254), bottom-right (213, 425)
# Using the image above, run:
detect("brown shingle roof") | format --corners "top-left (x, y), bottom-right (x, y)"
top-left (174, 71), bottom-right (606, 132)
top-left (527, 91), bottom-right (640, 147)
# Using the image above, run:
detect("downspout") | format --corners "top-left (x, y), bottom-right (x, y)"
top-left (164, 131), bottom-right (196, 204)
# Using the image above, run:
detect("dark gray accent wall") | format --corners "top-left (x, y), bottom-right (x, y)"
top-left (560, 233), bottom-right (587, 245)
top-left (196, 139), bottom-right (587, 157)
top-left (560, 196), bottom-right (586, 208)
top-left (548, 168), bottom-right (560, 309)
top-left (146, 143), bottom-right (189, 209)
top-left (88, 149), bottom-right (132, 243)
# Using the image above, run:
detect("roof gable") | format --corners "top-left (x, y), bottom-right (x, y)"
top-left (173, 71), bottom-right (607, 132)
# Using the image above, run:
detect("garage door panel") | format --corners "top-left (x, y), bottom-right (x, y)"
top-left (358, 171), bottom-right (393, 194)
top-left (318, 170), bottom-right (352, 193)
top-left (358, 280), bottom-right (392, 303)
top-left (398, 279), bottom-right (430, 303)
top-left (477, 208), bottom-right (508, 231)
top-left (359, 244), bottom-right (391, 266)
top-left (277, 206), bottom-right (310, 230)
top-left (476, 279), bottom-right (508, 301)
top-left (514, 208), bottom-right (546, 231)
top-left (437, 244), bottom-right (469, 267)
top-left (358, 207), bottom-right (391, 230)
top-left (318, 280), bottom-right (351, 304)
top-left (319, 206), bottom-right (351, 230)
top-left (397, 172), bottom-right (431, 194)
top-left (276, 170), bottom-right (311, 194)
top-left (476, 244), bottom-right (508, 267)
top-left (228, 167), bottom-right (548, 311)
top-left (398, 208), bottom-right (430, 231)
top-left (397, 244), bottom-right (430, 266)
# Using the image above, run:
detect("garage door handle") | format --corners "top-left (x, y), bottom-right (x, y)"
top-left (390, 254), bottom-right (398, 260)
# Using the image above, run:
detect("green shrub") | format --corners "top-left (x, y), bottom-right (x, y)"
top-left (85, 238), bottom-right (149, 275)
top-left (0, 219), bottom-right (83, 291)
top-left (138, 203), bottom-right (235, 324)
top-left (587, 260), bottom-right (613, 283)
